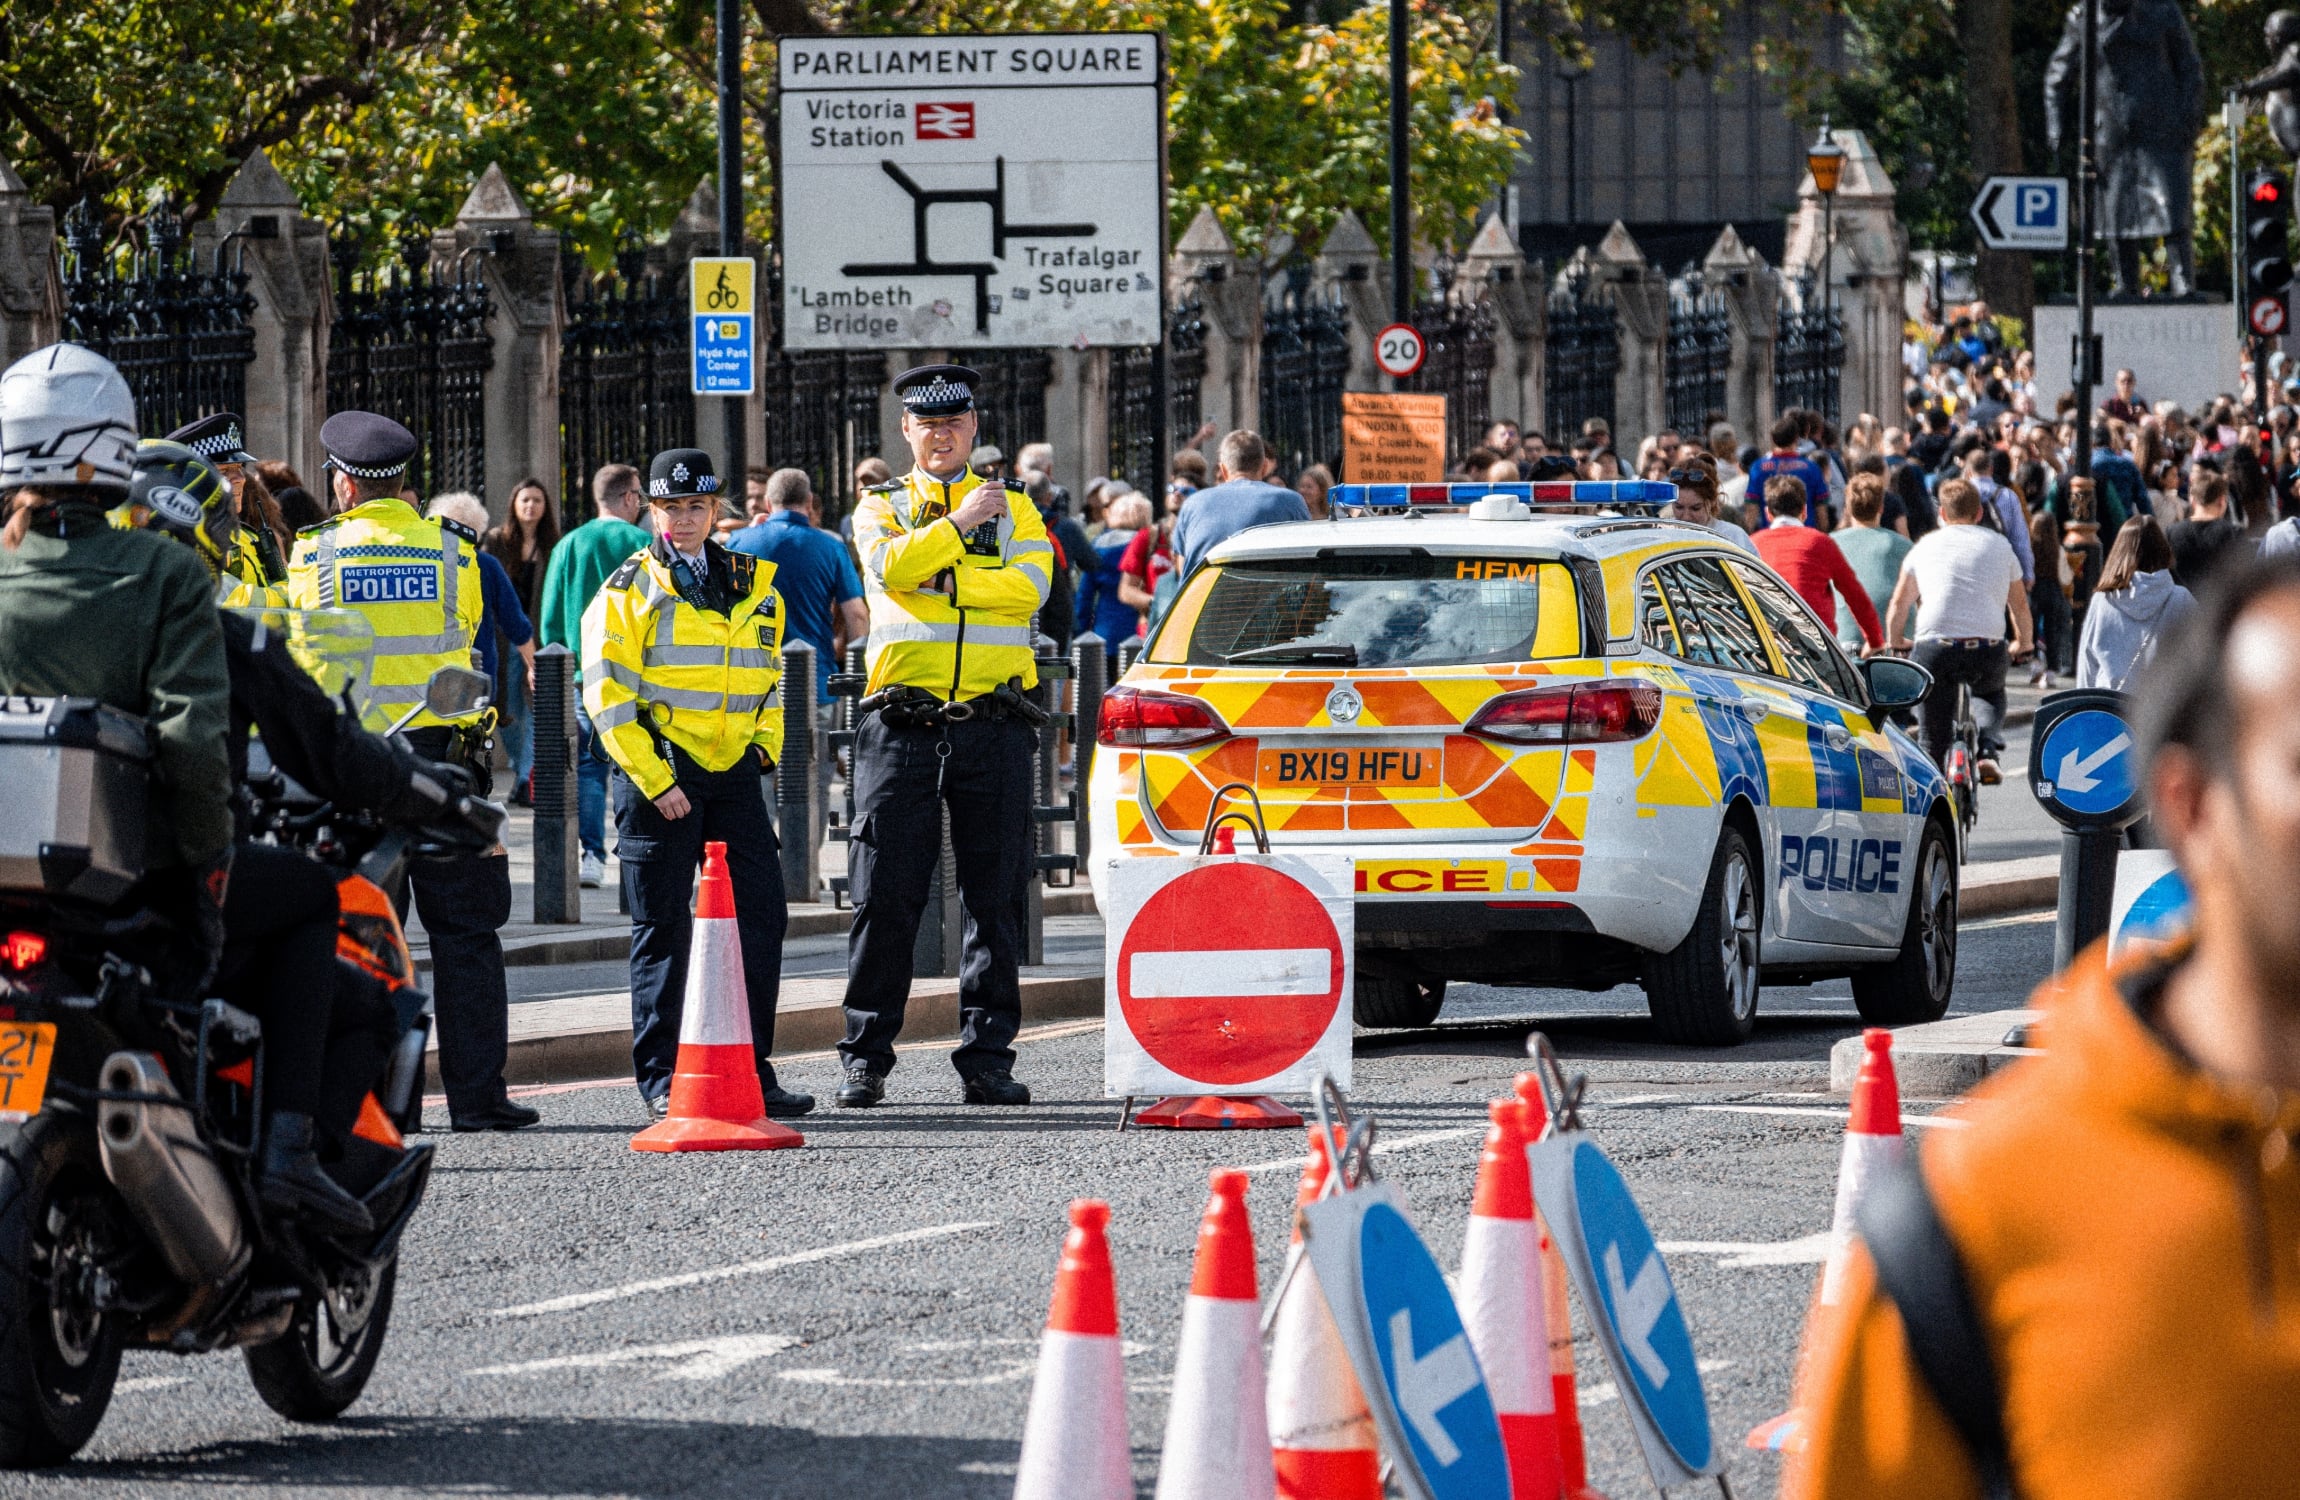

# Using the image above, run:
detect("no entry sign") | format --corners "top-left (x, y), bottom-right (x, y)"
top-left (1104, 852), bottom-right (1355, 1097)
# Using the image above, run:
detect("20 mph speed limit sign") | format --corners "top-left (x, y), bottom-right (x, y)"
top-left (1374, 322), bottom-right (1427, 378)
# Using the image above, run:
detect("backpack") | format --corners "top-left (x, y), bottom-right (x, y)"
top-left (1854, 1157), bottom-right (2017, 1500)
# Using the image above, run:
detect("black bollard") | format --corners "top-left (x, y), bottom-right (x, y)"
top-left (776, 642), bottom-right (819, 905)
top-left (530, 645), bottom-right (581, 924)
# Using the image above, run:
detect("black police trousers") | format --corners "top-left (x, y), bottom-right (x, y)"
top-left (400, 727), bottom-right (513, 1124)
top-left (217, 842), bottom-right (338, 1119)
top-left (839, 713), bottom-right (1033, 1080)
top-left (611, 746), bottom-right (787, 1103)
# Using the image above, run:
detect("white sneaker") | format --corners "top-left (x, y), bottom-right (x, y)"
top-left (579, 853), bottom-right (606, 889)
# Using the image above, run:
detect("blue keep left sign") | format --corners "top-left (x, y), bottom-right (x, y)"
top-left (2035, 705), bottom-right (2135, 821)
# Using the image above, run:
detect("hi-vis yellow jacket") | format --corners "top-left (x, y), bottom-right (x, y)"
top-left (287, 499), bottom-right (483, 731)
top-left (579, 539), bottom-right (785, 801)
top-left (851, 466), bottom-right (1053, 701)
top-left (219, 527), bottom-right (284, 608)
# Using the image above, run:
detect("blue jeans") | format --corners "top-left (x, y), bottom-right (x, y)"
top-left (575, 699), bottom-right (609, 862)
top-left (498, 658), bottom-right (534, 793)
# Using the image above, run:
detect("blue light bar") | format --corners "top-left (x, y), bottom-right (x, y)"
top-left (1329, 480), bottom-right (1678, 509)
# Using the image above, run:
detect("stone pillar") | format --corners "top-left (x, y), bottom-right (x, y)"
top-left (1703, 225), bottom-right (1781, 451)
top-left (192, 151), bottom-right (332, 484)
top-left (436, 164), bottom-right (563, 520)
top-left (1038, 347), bottom-right (1108, 493)
top-left (1170, 207), bottom-right (1259, 443)
top-left (1590, 223), bottom-right (1667, 449)
top-left (1454, 213), bottom-right (1544, 437)
top-left (1312, 209), bottom-right (1391, 392)
top-left (1782, 128), bottom-right (1908, 427)
top-left (0, 157), bottom-right (58, 369)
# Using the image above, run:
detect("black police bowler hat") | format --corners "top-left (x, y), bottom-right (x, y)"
top-left (894, 364), bottom-right (981, 418)
top-left (647, 448), bottom-right (722, 501)
top-left (167, 412), bottom-right (255, 466)
top-left (319, 410), bottom-right (419, 480)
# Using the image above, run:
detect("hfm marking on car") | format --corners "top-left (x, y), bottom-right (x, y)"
top-left (1779, 835), bottom-right (1900, 894)
top-left (1452, 559), bottom-right (1546, 580)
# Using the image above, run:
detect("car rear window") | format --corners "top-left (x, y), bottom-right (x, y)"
top-left (1149, 554), bottom-right (1578, 667)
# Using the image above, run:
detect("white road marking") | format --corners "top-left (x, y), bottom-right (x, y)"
top-left (1579, 1357), bottom-right (1733, 1406)
top-left (776, 1338), bottom-right (1149, 1390)
top-left (1242, 1125), bottom-right (1483, 1175)
top-left (1657, 1231), bottom-right (1833, 1267)
top-left (1129, 948), bottom-right (1332, 998)
top-left (115, 1376), bottom-right (191, 1393)
top-left (491, 1221), bottom-right (999, 1318)
top-left (470, 1333), bottom-right (801, 1380)
top-left (1689, 1104), bottom-right (1967, 1130)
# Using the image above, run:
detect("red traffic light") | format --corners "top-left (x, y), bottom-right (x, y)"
top-left (2255, 176), bottom-right (2288, 207)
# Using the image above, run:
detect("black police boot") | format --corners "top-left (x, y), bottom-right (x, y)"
top-left (835, 1066), bottom-right (887, 1108)
top-left (452, 1098), bottom-right (541, 1132)
top-left (757, 1062), bottom-right (816, 1119)
top-left (962, 1071), bottom-right (1031, 1107)
top-left (260, 1113), bottom-right (374, 1238)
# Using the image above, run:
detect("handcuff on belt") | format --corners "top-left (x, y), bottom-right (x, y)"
top-left (853, 679), bottom-right (1049, 730)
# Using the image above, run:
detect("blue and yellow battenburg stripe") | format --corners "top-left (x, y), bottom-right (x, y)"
top-left (1329, 480), bottom-right (1679, 508)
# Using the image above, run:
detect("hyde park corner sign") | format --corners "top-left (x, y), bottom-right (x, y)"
top-left (777, 34), bottom-right (1166, 351)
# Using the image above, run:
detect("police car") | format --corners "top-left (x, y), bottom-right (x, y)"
top-left (1084, 480), bottom-right (1956, 1046)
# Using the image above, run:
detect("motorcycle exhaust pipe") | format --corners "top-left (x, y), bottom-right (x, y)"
top-left (96, 1052), bottom-right (249, 1286)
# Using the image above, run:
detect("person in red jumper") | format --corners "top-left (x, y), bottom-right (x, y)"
top-left (1752, 474), bottom-right (1883, 652)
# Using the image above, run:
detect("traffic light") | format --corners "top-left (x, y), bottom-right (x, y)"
top-left (2245, 169), bottom-right (2293, 336)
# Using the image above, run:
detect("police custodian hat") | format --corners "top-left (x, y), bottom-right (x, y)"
top-left (894, 364), bottom-right (981, 417)
top-left (647, 448), bottom-right (722, 500)
top-left (319, 410), bottom-right (419, 480)
top-left (166, 412), bottom-right (255, 467)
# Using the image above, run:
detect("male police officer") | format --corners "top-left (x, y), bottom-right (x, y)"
top-left (581, 448), bottom-right (809, 1120)
top-left (287, 411), bottom-right (535, 1132)
top-left (837, 365), bottom-right (1054, 1108)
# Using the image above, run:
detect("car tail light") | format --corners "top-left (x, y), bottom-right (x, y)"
top-left (1, 932), bottom-right (47, 970)
top-left (1097, 685), bottom-right (1233, 749)
top-left (1465, 680), bottom-right (1663, 745)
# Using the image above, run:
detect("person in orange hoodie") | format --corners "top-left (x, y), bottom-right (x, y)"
top-left (1785, 555), bottom-right (2300, 1500)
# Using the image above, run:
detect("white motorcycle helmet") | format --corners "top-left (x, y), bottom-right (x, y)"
top-left (0, 343), bottom-right (138, 496)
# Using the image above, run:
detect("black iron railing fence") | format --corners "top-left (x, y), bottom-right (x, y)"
top-left (1400, 278), bottom-right (1497, 464)
top-left (1259, 261), bottom-right (1350, 479)
top-left (1775, 277), bottom-right (1844, 428)
top-left (59, 203), bottom-right (257, 439)
top-left (1544, 274), bottom-right (1620, 447)
top-left (325, 230), bottom-right (492, 500)
top-left (1666, 264), bottom-right (1732, 439)
top-left (559, 237), bottom-right (693, 524)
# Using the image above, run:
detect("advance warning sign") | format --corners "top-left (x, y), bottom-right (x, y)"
top-left (1343, 391), bottom-right (1448, 483)
top-left (777, 34), bottom-right (1165, 351)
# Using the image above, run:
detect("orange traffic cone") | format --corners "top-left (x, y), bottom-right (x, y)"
top-left (632, 841), bottom-right (803, 1153)
top-left (1015, 1200), bottom-right (1133, 1500)
top-left (1515, 1073), bottom-right (1608, 1500)
top-left (1267, 1127), bottom-right (1381, 1500)
top-left (1747, 1027), bottom-right (1905, 1454)
top-left (1462, 1099), bottom-right (1568, 1500)
top-left (1155, 1170), bottom-right (1276, 1500)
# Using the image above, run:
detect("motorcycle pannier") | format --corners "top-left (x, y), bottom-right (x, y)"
top-left (0, 697), bottom-right (151, 903)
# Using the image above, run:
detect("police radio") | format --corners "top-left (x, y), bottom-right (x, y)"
top-left (959, 519), bottom-right (1002, 557)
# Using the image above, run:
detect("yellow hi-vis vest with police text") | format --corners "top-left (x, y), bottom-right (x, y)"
top-left (851, 467), bottom-right (1052, 701)
top-left (286, 498), bottom-right (483, 731)
top-left (219, 527), bottom-right (285, 608)
top-left (579, 540), bottom-right (786, 801)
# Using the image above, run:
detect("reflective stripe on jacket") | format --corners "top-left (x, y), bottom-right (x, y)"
top-left (850, 466), bottom-right (1052, 700)
top-left (578, 541), bottom-right (785, 801)
top-left (287, 498), bottom-right (483, 731)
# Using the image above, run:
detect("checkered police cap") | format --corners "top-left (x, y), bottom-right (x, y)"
top-left (165, 412), bottom-right (254, 466)
top-left (319, 410), bottom-right (418, 480)
top-left (894, 364), bottom-right (982, 418)
top-left (648, 447), bottom-right (721, 499)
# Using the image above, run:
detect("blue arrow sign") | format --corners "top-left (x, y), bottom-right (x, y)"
top-left (2038, 707), bottom-right (2133, 818)
top-left (1358, 1201), bottom-right (1511, 1496)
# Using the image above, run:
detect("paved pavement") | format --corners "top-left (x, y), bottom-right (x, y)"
top-left (17, 913), bottom-right (2057, 1499)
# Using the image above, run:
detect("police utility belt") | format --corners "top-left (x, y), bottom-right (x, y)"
top-left (860, 681), bottom-right (1048, 729)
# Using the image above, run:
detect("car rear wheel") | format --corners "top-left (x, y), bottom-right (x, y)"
top-left (1353, 974), bottom-right (1447, 1029)
top-left (1642, 826), bottom-right (1762, 1046)
top-left (1851, 819), bottom-right (1958, 1025)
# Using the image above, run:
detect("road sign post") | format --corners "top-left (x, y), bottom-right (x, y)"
top-left (1301, 1181), bottom-right (1512, 1499)
top-left (2029, 689), bottom-right (2143, 968)
top-left (690, 256), bottom-right (756, 396)
top-left (1969, 176), bottom-right (2071, 252)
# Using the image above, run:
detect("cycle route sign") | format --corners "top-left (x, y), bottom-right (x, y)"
top-left (777, 33), bottom-right (1165, 350)
top-left (690, 256), bottom-right (755, 396)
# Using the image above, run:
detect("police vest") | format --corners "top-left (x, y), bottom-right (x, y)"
top-left (850, 467), bottom-right (1054, 701)
top-left (286, 498), bottom-right (483, 731)
top-left (578, 541), bottom-right (785, 801)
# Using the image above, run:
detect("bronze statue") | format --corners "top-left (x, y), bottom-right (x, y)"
top-left (2239, 10), bottom-right (2300, 161)
top-left (2044, 0), bottom-right (2206, 297)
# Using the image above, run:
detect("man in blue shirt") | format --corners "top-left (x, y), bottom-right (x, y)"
top-left (1745, 414), bottom-right (1833, 528)
top-left (1170, 429), bottom-right (1311, 577)
top-left (2085, 422), bottom-right (2142, 533)
top-left (725, 468), bottom-right (866, 701)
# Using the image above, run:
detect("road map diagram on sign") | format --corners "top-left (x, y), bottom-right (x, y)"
top-left (841, 158), bottom-right (1097, 334)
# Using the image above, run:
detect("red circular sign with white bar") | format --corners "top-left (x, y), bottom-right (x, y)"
top-left (2251, 295), bottom-right (2289, 337)
top-left (1113, 861), bottom-right (1346, 1085)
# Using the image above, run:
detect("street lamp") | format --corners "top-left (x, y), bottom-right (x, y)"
top-left (1806, 117), bottom-right (1846, 328)
top-left (1555, 50), bottom-right (1590, 230)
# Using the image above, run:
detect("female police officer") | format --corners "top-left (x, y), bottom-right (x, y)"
top-left (580, 448), bottom-right (809, 1120)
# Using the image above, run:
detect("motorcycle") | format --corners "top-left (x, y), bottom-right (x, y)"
top-left (0, 612), bottom-right (504, 1463)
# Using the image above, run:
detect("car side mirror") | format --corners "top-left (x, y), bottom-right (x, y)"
top-left (424, 666), bottom-right (493, 721)
top-left (1861, 655), bottom-right (1932, 722)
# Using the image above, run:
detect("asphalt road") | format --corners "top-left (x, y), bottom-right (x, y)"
top-left (3, 912), bottom-right (2056, 1500)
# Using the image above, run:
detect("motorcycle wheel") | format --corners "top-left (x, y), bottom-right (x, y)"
top-left (0, 1115), bottom-right (125, 1466)
top-left (244, 1256), bottom-right (396, 1422)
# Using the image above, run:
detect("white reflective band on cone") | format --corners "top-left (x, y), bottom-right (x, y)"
top-left (679, 918), bottom-right (755, 1049)
top-left (1013, 1329), bottom-right (1131, 1500)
